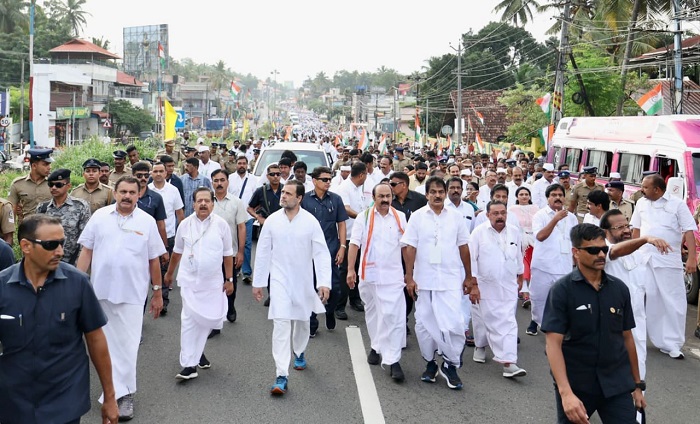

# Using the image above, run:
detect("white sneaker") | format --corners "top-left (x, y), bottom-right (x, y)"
top-left (660, 349), bottom-right (684, 359)
top-left (472, 347), bottom-right (486, 363)
top-left (502, 364), bottom-right (527, 378)
top-left (117, 394), bottom-right (134, 421)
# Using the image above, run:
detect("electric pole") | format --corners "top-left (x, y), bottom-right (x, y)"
top-left (552, 0), bottom-right (571, 127)
top-left (671, 0), bottom-right (683, 114)
top-left (450, 40), bottom-right (462, 147)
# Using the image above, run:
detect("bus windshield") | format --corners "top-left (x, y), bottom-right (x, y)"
top-left (692, 153), bottom-right (700, 195)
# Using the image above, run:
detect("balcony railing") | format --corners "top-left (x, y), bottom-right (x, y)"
top-left (50, 58), bottom-right (119, 69)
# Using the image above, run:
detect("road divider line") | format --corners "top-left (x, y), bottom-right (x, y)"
top-left (346, 326), bottom-right (386, 424)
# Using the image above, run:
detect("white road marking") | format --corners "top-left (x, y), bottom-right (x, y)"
top-left (346, 326), bottom-right (386, 424)
top-left (689, 348), bottom-right (700, 359)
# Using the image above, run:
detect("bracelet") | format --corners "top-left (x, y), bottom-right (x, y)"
top-left (340, 244), bottom-right (347, 248)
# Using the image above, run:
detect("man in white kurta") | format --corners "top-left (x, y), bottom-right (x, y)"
top-left (469, 201), bottom-right (527, 378)
top-left (252, 180), bottom-right (331, 395)
top-left (165, 187), bottom-right (234, 380)
top-left (401, 177), bottom-right (472, 391)
top-left (76, 177), bottom-right (166, 421)
top-left (630, 174), bottom-right (697, 359)
top-left (347, 183), bottom-right (407, 381)
top-left (528, 183), bottom-right (578, 336)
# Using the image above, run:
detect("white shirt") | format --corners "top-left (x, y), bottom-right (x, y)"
top-left (213, 193), bottom-right (249, 253)
top-left (148, 181), bottom-right (184, 238)
top-left (582, 213), bottom-right (601, 226)
top-left (477, 184), bottom-right (494, 210)
top-left (350, 206), bottom-right (407, 285)
top-left (445, 200), bottom-right (475, 233)
top-left (472, 206), bottom-right (520, 231)
top-left (228, 171), bottom-right (258, 219)
top-left (530, 206), bottom-right (579, 275)
top-left (605, 239), bottom-right (648, 291)
top-left (506, 181), bottom-right (532, 208)
top-left (630, 191), bottom-right (696, 268)
top-left (400, 205), bottom-right (470, 291)
top-left (336, 178), bottom-right (368, 229)
top-left (531, 177), bottom-right (555, 209)
top-left (470, 222), bottom-right (523, 300)
top-left (78, 205), bottom-right (166, 305)
top-left (173, 213), bottom-right (234, 290)
top-left (198, 159), bottom-right (221, 180)
top-left (329, 174), bottom-right (348, 192)
top-left (363, 171), bottom-right (382, 199)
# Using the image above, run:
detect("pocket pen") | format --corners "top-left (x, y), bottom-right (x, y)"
top-left (19, 314), bottom-right (23, 326)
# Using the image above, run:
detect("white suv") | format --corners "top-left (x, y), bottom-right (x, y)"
top-left (252, 142), bottom-right (330, 178)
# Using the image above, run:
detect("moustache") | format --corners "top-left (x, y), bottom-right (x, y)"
top-left (120, 199), bottom-right (132, 203)
top-left (496, 219), bottom-right (505, 223)
top-left (216, 185), bottom-right (224, 190)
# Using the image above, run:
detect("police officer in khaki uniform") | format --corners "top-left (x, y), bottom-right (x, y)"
top-left (180, 146), bottom-right (197, 175)
top-left (210, 143), bottom-right (222, 163)
top-left (8, 148), bottom-right (53, 223)
top-left (392, 146), bottom-right (411, 172)
top-left (108, 150), bottom-right (130, 187)
top-left (223, 149), bottom-right (237, 174)
top-left (217, 143), bottom-right (229, 164)
top-left (249, 148), bottom-right (260, 173)
top-left (569, 166), bottom-right (605, 223)
top-left (605, 180), bottom-right (634, 223)
top-left (0, 197), bottom-right (15, 245)
top-left (71, 158), bottom-right (115, 214)
top-left (155, 139), bottom-right (182, 165)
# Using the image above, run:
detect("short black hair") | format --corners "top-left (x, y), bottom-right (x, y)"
top-left (645, 174), bottom-right (666, 191)
top-left (18, 214), bottom-right (62, 243)
top-left (447, 176), bottom-right (463, 188)
top-left (545, 183), bottom-right (565, 198)
top-left (293, 161), bottom-right (307, 171)
top-left (350, 162), bottom-right (367, 177)
top-left (486, 200), bottom-right (507, 213)
top-left (587, 190), bottom-right (610, 211)
top-left (159, 155), bottom-right (174, 164)
top-left (193, 187), bottom-right (214, 202)
top-left (131, 161), bottom-right (151, 173)
top-left (280, 150), bottom-right (297, 162)
top-left (424, 176), bottom-right (447, 193)
top-left (360, 152), bottom-right (375, 165)
top-left (285, 179), bottom-right (305, 197)
top-left (185, 157), bottom-right (200, 167)
top-left (390, 171), bottom-right (409, 185)
top-left (311, 166), bottom-right (332, 178)
top-left (278, 157), bottom-right (293, 167)
top-left (236, 155), bottom-right (249, 164)
top-left (416, 162), bottom-right (429, 171)
top-left (126, 145), bottom-right (137, 154)
top-left (490, 183), bottom-right (509, 198)
top-left (114, 176), bottom-right (141, 192)
top-left (211, 169), bottom-right (229, 180)
top-left (570, 223), bottom-right (606, 247)
top-left (599, 209), bottom-right (624, 230)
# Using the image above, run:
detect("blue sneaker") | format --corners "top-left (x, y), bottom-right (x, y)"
top-left (293, 352), bottom-right (307, 370)
top-left (270, 376), bottom-right (288, 395)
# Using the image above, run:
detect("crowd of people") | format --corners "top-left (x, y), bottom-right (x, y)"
top-left (0, 129), bottom-right (699, 424)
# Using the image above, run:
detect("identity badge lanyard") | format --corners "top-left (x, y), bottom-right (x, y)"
top-left (188, 220), bottom-right (212, 268)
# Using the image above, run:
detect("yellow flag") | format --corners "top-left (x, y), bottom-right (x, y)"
top-left (164, 100), bottom-right (177, 140)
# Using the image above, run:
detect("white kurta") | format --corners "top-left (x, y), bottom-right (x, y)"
top-left (253, 208), bottom-right (331, 320)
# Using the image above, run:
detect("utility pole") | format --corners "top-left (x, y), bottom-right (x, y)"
top-left (552, 0), bottom-right (571, 127)
top-left (28, 0), bottom-right (35, 147)
top-left (19, 57), bottom-right (24, 152)
top-left (393, 87), bottom-right (398, 142)
top-left (449, 39), bottom-right (463, 148)
top-left (671, 0), bottom-right (683, 114)
top-left (425, 98), bottom-right (429, 146)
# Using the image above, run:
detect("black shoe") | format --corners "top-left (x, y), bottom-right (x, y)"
top-left (350, 301), bottom-right (365, 312)
top-left (198, 354), bottom-right (211, 369)
top-left (438, 361), bottom-right (463, 390)
top-left (390, 362), bottom-right (405, 382)
top-left (207, 329), bottom-right (221, 339)
top-left (517, 336), bottom-right (521, 344)
top-left (176, 366), bottom-right (198, 380)
top-left (227, 308), bottom-right (237, 323)
top-left (367, 349), bottom-right (380, 365)
top-left (264, 297), bottom-right (270, 307)
top-left (243, 274), bottom-right (252, 285)
top-left (309, 330), bottom-right (317, 338)
top-left (421, 360), bottom-right (439, 383)
top-left (335, 310), bottom-right (348, 320)
top-left (160, 307), bottom-right (168, 317)
top-left (526, 321), bottom-right (538, 336)
top-left (325, 312), bottom-right (336, 330)
top-left (695, 326), bottom-right (700, 340)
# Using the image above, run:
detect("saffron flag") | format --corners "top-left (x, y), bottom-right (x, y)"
top-left (163, 100), bottom-right (177, 141)
top-left (230, 81), bottom-right (241, 98)
top-left (536, 93), bottom-right (551, 115)
top-left (475, 132), bottom-right (485, 154)
top-left (358, 128), bottom-right (369, 151)
top-left (539, 125), bottom-right (554, 150)
top-left (472, 106), bottom-right (484, 125)
top-left (447, 134), bottom-right (454, 155)
top-left (637, 83), bottom-right (663, 115)
top-left (158, 42), bottom-right (166, 68)
top-left (378, 133), bottom-right (387, 154)
top-left (415, 107), bottom-right (421, 143)
top-left (285, 125), bottom-right (292, 141)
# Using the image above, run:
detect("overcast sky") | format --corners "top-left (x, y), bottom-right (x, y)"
top-left (79, 0), bottom-right (555, 87)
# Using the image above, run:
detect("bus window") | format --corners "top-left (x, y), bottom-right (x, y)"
top-left (552, 147), bottom-right (561, 168)
top-left (587, 150), bottom-right (613, 176)
top-left (658, 157), bottom-right (678, 180)
top-left (619, 153), bottom-right (650, 184)
top-left (565, 148), bottom-right (581, 172)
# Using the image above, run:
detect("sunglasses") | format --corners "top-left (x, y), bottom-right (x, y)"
top-left (316, 177), bottom-right (332, 183)
top-left (268, 172), bottom-right (281, 177)
top-left (576, 245), bottom-right (609, 255)
top-left (25, 238), bottom-right (66, 251)
top-left (48, 182), bottom-right (68, 188)
top-left (389, 181), bottom-right (404, 187)
top-left (134, 173), bottom-right (150, 179)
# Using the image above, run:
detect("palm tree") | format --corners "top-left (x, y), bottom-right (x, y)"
top-left (0, 0), bottom-right (29, 34)
top-left (493, 0), bottom-right (540, 26)
top-left (91, 36), bottom-right (110, 50)
top-left (63, 0), bottom-right (90, 37)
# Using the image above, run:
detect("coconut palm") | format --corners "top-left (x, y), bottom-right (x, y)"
top-left (493, 0), bottom-right (541, 26)
top-left (62, 0), bottom-right (91, 37)
top-left (0, 0), bottom-right (29, 34)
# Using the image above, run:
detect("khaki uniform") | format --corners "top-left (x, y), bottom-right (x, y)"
top-left (332, 159), bottom-right (351, 172)
top-left (210, 152), bottom-right (222, 163)
top-left (248, 158), bottom-right (257, 173)
top-left (223, 160), bottom-right (237, 174)
top-left (108, 169), bottom-right (129, 187)
top-left (156, 148), bottom-right (182, 164)
top-left (8, 175), bottom-right (51, 221)
top-left (611, 199), bottom-right (635, 223)
top-left (71, 183), bottom-right (114, 214)
top-left (0, 198), bottom-right (15, 239)
top-left (570, 181), bottom-right (605, 222)
top-left (393, 157), bottom-right (411, 172)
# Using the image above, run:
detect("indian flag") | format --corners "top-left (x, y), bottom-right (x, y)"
top-left (378, 133), bottom-right (387, 154)
top-left (230, 81), bottom-right (242, 98)
top-left (539, 125), bottom-right (554, 150)
top-left (415, 108), bottom-right (421, 143)
top-left (536, 93), bottom-right (551, 115)
top-left (637, 83), bottom-right (663, 115)
top-left (475, 132), bottom-right (485, 153)
top-left (158, 42), bottom-right (165, 68)
top-left (447, 134), bottom-right (454, 154)
top-left (472, 106), bottom-right (484, 125)
top-left (358, 128), bottom-right (369, 151)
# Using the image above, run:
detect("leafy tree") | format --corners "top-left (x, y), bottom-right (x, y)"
top-left (104, 100), bottom-right (155, 135)
top-left (91, 36), bottom-right (110, 50)
top-left (498, 83), bottom-right (550, 145)
top-left (49, 0), bottom-right (90, 36)
top-left (0, 0), bottom-right (28, 34)
top-left (493, 0), bottom-right (540, 26)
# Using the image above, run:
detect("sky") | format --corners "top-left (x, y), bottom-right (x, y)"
top-left (78, 0), bottom-right (556, 87)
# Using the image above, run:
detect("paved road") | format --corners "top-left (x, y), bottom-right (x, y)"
top-left (83, 269), bottom-right (700, 424)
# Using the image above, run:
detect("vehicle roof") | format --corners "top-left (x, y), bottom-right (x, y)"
top-left (261, 142), bottom-right (323, 151)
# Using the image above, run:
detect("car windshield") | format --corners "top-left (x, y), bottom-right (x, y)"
top-left (254, 150), bottom-right (328, 177)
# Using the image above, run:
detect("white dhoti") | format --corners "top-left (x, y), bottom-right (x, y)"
top-left (179, 287), bottom-right (227, 368)
top-left (272, 319), bottom-right (310, 377)
top-left (646, 267), bottom-right (686, 353)
top-left (359, 282), bottom-right (406, 365)
top-left (461, 295), bottom-right (472, 332)
top-left (415, 289), bottom-right (465, 367)
top-left (472, 299), bottom-right (519, 364)
top-left (626, 278), bottom-right (647, 379)
top-left (530, 268), bottom-right (564, 325)
top-left (98, 301), bottom-right (144, 402)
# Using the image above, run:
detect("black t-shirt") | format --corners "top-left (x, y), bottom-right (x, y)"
top-left (541, 269), bottom-right (636, 398)
top-left (248, 183), bottom-right (283, 217)
top-left (137, 188), bottom-right (167, 222)
top-left (392, 190), bottom-right (427, 221)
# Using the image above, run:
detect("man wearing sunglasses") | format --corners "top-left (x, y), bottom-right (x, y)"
top-left (77, 176), bottom-right (166, 421)
top-left (0, 215), bottom-right (118, 424)
top-left (37, 169), bottom-right (91, 266)
top-left (541, 223), bottom-right (646, 424)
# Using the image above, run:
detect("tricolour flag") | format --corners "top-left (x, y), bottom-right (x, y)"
top-left (539, 124), bottom-right (554, 150)
top-left (447, 134), bottom-right (454, 155)
top-left (536, 93), bottom-right (551, 115)
top-left (378, 134), bottom-right (387, 154)
top-left (637, 83), bottom-right (663, 115)
top-left (472, 106), bottom-right (484, 125)
top-left (230, 81), bottom-right (241, 98)
top-left (358, 128), bottom-right (369, 151)
top-left (475, 132), bottom-right (485, 154)
top-left (158, 42), bottom-right (166, 68)
top-left (415, 107), bottom-right (421, 143)
top-left (163, 100), bottom-right (177, 141)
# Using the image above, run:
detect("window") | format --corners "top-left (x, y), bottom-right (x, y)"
top-left (618, 153), bottom-right (650, 184)
top-left (586, 150), bottom-right (613, 176)
top-left (254, 150), bottom-right (329, 177)
top-left (658, 157), bottom-right (678, 180)
top-left (691, 153), bottom-right (700, 196)
top-left (552, 147), bottom-right (562, 168)
top-left (564, 148), bottom-right (582, 171)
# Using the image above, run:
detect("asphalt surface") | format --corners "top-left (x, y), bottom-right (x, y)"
top-left (82, 267), bottom-right (700, 424)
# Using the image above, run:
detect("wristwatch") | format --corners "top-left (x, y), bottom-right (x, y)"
top-left (226, 277), bottom-right (234, 283)
top-left (634, 380), bottom-right (646, 391)
top-left (152, 285), bottom-right (162, 291)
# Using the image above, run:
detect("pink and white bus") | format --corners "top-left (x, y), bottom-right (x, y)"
top-left (546, 115), bottom-right (700, 303)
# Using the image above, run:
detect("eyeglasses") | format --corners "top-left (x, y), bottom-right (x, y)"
top-left (134, 173), bottom-right (150, 179)
top-left (609, 224), bottom-right (631, 231)
top-left (316, 177), bottom-right (332, 183)
top-left (389, 181), bottom-right (405, 187)
top-left (25, 238), bottom-right (65, 251)
top-left (268, 172), bottom-right (281, 177)
top-left (48, 182), bottom-right (68, 188)
top-left (576, 245), bottom-right (609, 255)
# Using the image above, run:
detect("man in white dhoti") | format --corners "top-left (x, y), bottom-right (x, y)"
top-left (469, 201), bottom-right (527, 378)
top-left (165, 187), bottom-right (235, 380)
top-left (630, 174), bottom-right (696, 359)
top-left (347, 182), bottom-right (407, 382)
top-left (601, 209), bottom-right (670, 383)
top-left (252, 180), bottom-right (331, 395)
top-left (76, 176), bottom-right (166, 421)
top-left (401, 176), bottom-right (472, 390)
top-left (527, 183), bottom-right (578, 336)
